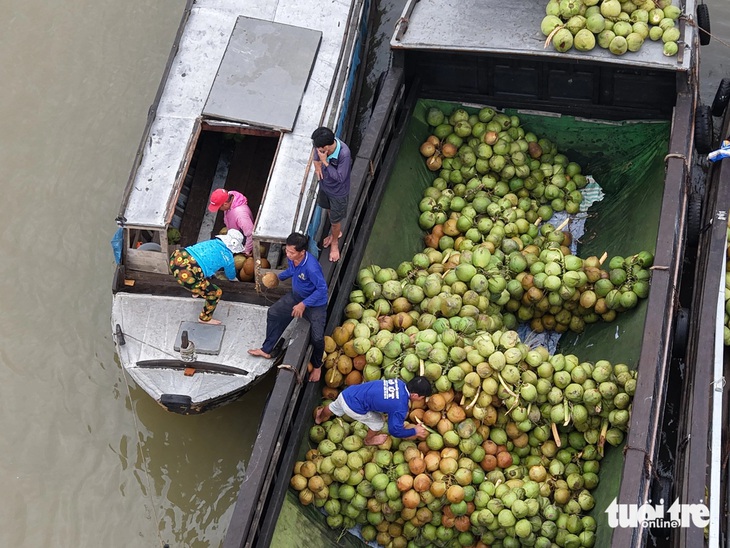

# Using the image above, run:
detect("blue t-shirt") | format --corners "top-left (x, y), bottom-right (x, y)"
top-left (342, 379), bottom-right (416, 438)
top-left (278, 251), bottom-right (328, 307)
top-left (186, 239), bottom-right (237, 280)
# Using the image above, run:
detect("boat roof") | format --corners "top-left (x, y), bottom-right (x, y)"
top-left (391, 0), bottom-right (696, 72)
top-left (122, 0), bottom-right (363, 235)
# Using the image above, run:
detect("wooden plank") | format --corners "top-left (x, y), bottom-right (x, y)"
top-left (672, 111), bottom-right (730, 547)
top-left (611, 88), bottom-right (693, 547)
top-left (179, 132), bottom-right (224, 247)
top-left (225, 137), bottom-right (279, 216)
top-left (222, 329), bottom-right (309, 548)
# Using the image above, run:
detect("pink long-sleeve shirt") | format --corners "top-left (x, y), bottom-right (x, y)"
top-left (223, 191), bottom-right (254, 255)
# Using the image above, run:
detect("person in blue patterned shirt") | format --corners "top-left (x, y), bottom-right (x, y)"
top-left (315, 377), bottom-right (433, 445)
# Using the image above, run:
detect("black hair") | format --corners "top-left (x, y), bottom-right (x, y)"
top-left (407, 376), bottom-right (433, 397)
top-left (286, 232), bottom-right (309, 252)
top-left (311, 127), bottom-right (336, 148)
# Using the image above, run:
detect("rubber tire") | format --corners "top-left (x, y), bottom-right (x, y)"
top-left (711, 78), bottom-right (730, 118)
top-left (695, 104), bottom-right (713, 154)
top-left (686, 192), bottom-right (702, 248)
top-left (673, 307), bottom-right (690, 358)
top-left (697, 3), bottom-right (711, 46)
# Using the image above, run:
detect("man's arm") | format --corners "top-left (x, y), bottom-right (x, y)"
top-left (302, 262), bottom-right (328, 308)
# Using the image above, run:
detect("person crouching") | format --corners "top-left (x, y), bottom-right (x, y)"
top-left (315, 377), bottom-right (433, 446)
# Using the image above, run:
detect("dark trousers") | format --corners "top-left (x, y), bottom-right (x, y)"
top-left (261, 292), bottom-right (327, 368)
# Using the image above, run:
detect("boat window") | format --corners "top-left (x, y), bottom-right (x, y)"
top-left (203, 16), bottom-right (322, 131)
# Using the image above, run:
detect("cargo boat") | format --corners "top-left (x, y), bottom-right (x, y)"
top-left (225, 0), bottom-right (711, 546)
top-left (111, 0), bottom-right (371, 414)
top-left (676, 90), bottom-right (730, 548)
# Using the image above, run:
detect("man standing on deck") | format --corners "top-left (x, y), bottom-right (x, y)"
top-left (248, 232), bottom-right (328, 382)
top-left (311, 126), bottom-right (352, 262)
top-left (208, 188), bottom-right (255, 256)
top-left (314, 377), bottom-right (432, 446)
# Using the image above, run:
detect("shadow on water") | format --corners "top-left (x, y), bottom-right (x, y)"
top-left (116, 361), bottom-right (277, 547)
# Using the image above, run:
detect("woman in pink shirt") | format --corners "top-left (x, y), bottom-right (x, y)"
top-left (208, 188), bottom-right (255, 255)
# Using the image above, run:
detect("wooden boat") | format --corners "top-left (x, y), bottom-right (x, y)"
top-left (224, 0), bottom-right (714, 546)
top-left (111, 0), bottom-right (371, 414)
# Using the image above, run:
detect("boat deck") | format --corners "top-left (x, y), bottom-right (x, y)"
top-left (121, 0), bottom-right (364, 241)
top-left (112, 293), bottom-right (302, 406)
top-left (392, 0), bottom-right (695, 72)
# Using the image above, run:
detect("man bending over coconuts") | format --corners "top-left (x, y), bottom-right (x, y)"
top-left (311, 126), bottom-right (352, 262)
top-left (315, 377), bottom-right (432, 446)
top-left (248, 232), bottom-right (328, 381)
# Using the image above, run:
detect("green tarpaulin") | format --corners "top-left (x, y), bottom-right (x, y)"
top-left (274, 98), bottom-right (670, 547)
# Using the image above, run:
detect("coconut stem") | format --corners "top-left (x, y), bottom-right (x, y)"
top-left (414, 415), bottom-right (437, 434)
top-left (599, 252), bottom-right (608, 265)
top-left (598, 418), bottom-right (609, 457)
top-left (497, 373), bottom-right (518, 399)
top-left (551, 422), bottom-right (562, 448)
top-left (466, 386), bottom-right (481, 410)
top-left (544, 24), bottom-right (565, 49)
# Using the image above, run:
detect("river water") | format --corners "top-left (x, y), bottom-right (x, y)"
top-left (0, 1), bottom-right (728, 547)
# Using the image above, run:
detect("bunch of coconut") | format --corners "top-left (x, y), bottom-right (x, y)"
top-left (294, 327), bottom-right (635, 547)
top-left (541, 0), bottom-right (683, 56)
top-left (319, 236), bottom-right (653, 392)
top-left (420, 106), bottom-right (586, 231)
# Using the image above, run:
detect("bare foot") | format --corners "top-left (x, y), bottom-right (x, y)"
top-left (199, 318), bottom-right (221, 325)
top-left (329, 242), bottom-right (340, 262)
top-left (247, 348), bottom-right (271, 358)
top-left (323, 233), bottom-right (342, 249)
top-left (364, 433), bottom-right (389, 446)
top-left (309, 366), bottom-right (322, 382)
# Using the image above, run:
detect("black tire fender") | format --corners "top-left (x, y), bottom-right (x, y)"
top-left (697, 3), bottom-right (711, 46)
top-left (686, 191), bottom-right (703, 248)
top-left (673, 307), bottom-right (690, 358)
top-left (694, 104), bottom-right (713, 154)
top-left (711, 78), bottom-right (730, 118)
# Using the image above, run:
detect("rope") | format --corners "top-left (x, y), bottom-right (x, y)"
top-left (118, 331), bottom-right (181, 359)
top-left (115, 311), bottom-right (168, 547)
top-left (119, 356), bottom-right (168, 547)
top-left (686, 15), bottom-right (730, 50)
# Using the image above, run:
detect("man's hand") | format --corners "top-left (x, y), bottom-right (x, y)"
top-left (313, 160), bottom-right (323, 180)
top-left (414, 424), bottom-right (429, 440)
top-left (316, 149), bottom-right (329, 165)
top-left (292, 302), bottom-right (306, 318)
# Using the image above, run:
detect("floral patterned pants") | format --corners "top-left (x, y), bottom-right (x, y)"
top-left (169, 250), bottom-right (223, 322)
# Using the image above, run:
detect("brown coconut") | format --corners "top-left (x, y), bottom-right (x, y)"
top-left (262, 271), bottom-right (279, 289)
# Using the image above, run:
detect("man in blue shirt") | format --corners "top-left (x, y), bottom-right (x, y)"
top-left (315, 377), bottom-right (432, 446)
top-left (248, 232), bottom-right (329, 381)
top-left (312, 126), bottom-right (352, 263)
top-left (169, 229), bottom-right (243, 324)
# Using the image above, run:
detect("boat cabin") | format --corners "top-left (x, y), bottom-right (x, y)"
top-left (111, 0), bottom-right (370, 414)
